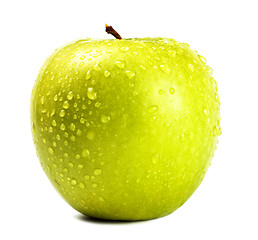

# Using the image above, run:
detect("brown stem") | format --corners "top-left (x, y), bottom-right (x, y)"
top-left (105, 24), bottom-right (122, 39)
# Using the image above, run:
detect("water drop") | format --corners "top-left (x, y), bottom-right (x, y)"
top-left (188, 63), bottom-right (195, 72)
top-left (40, 96), bottom-right (45, 105)
top-left (104, 71), bottom-right (111, 78)
top-left (147, 105), bottom-right (159, 114)
top-left (71, 179), bottom-right (77, 185)
top-left (125, 70), bottom-right (135, 79)
top-left (85, 70), bottom-right (92, 80)
top-left (115, 60), bottom-right (125, 69)
top-left (79, 183), bottom-right (85, 188)
top-left (100, 115), bottom-right (110, 123)
top-left (159, 90), bottom-right (164, 95)
top-left (84, 174), bottom-right (90, 180)
top-left (75, 154), bottom-right (81, 159)
top-left (95, 102), bottom-right (101, 107)
top-left (60, 123), bottom-right (66, 131)
top-left (92, 183), bottom-right (98, 188)
top-left (63, 101), bottom-right (69, 109)
top-left (160, 65), bottom-right (170, 73)
top-left (48, 147), bottom-right (54, 155)
top-left (198, 55), bottom-right (207, 64)
top-left (77, 164), bottom-right (84, 169)
top-left (93, 64), bottom-right (101, 71)
top-left (76, 129), bottom-right (82, 136)
top-left (64, 152), bottom-right (68, 158)
top-left (67, 91), bottom-right (74, 100)
top-left (203, 107), bottom-right (208, 115)
top-left (68, 162), bottom-right (74, 168)
top-left (59, 110), bottom-right (65, 117)
top-left (80, 55), bottom-right (85, 60)
top-left (140, 65), bottom-right (146, 70)
top-left (213, 126), bottom-right (218, 136)
top-left (87, 88), bottom-right (97, 100)
top-left (70, 123), bottom-right (76, 131)
top-left (94, 169), bottom-right (102, 175)
top-left (169, 87), bottom-right (175, 95)
top-left (80, 118), bottom-right (85, 124)
top-left (99, 197), bottom-right (105, 202)
top-left (82, 149), bottom-right (90, 157)
top-left (120, 46), bottom-right (130, 52)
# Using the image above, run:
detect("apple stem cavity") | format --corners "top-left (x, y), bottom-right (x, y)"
top-left (105, 24), bottom-right (122, 39)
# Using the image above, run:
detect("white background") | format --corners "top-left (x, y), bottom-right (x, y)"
top-left (0, 0), bottom-right (257, 239)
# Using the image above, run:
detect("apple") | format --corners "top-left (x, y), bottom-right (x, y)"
top-left (30, 26), bottom-right (221, 221)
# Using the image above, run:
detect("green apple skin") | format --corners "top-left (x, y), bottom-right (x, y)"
top-left (31, 38), bottom-right (221, 221)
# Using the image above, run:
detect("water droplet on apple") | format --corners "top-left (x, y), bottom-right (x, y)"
top-left (95, 102), bottom-right (101, 107)
top-left (104, 71), bottom-right (111, 78)
top-left (52, 120), bottom-right (57, 126)
top-left (84, 174), bottom-right (90, 180)
top-left (198, 55), bottom-right (206, 64)
top-left (206, 66), bottom-right (213, 75)
top-left (59, 110), bottom-right (65, 117)
top-left (160, 65), bottom-right (170, 73)
top-left (188, 63), bottom-right (194, 72)
top-left (94, 169), bottom-right (102, 175)
top-left (40, 96), bottom-right (45, 105)
top-left (203, 107), bottom-right (208, 115)
top-left (82, 149), bottom-right (90, 157)
top-left (140, 65), bottom-right (146, 71)
top-left (32, 122), bottom-right (36, 133)
top-left (64, 152), bottom-right (68, 158)
top-left (120, 46), bottom-right (130, 52)
top-left (92, 183), bottom-right (98, 188)
top-left (125, 70), bottom-right (135, 79)
top-left (60, 123), bottom-right (66, 131)
top-left (63, 101), bottom-right (69, 109)
top-left (93, 64), bottom-right (101, 71)
top-left (71, 179), bottom-right (77, 185)
top-left (67, 91), bottom-right (74, 100)
top-left (100, 115), bottom-right (110, 123)
top-left (169, 87), bottom-right (175, 95)
top-left (79, 182), bottom-right (85, 188)
top-left (87, 130), bottom-right (95, 140)
top-left (115, 60), bottom-right (125, 69)
top-left (75, 154), bottom-right (81, 159)
top-left (77, 164), bottom-right (84, 169)
top-left (87, 88), bottom-right (97, 100)
top-left (147, 105), bottom-right (159, 114)
top-left (85, 70), bottom-right (92, 80)
top-left (76, 129), bottom-right (82, 136)
top-left (68, 162), bottom-right (74, 168)
top-left (218, 126), bottom-right (222, 136)
top-left (48, 147), bottom-right (54, 155)
top-left (54, 95), bottom-right (58, 101)
top-left (42, 138), bottom-right (47, 144)
top-left (159, 90), bottom-right (164, 95)
top-left (80, 55), bottom-right (85, 60)
top-left (69, 123), bottom-right (76, 131)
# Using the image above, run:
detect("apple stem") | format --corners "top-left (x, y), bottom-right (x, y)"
top-left (105, 24), bottom-right (122, 39)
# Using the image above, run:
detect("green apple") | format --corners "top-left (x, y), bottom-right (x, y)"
top-left (30, 34), bottom-right (221, 220)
